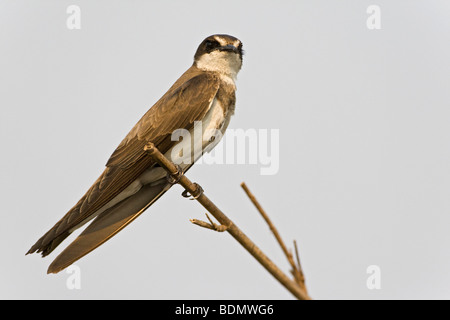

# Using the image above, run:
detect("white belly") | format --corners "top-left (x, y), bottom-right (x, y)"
top-left (161, 97), bottom-right (228, 167)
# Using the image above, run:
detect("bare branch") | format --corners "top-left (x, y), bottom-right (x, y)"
top-left (144, 142), bottom-right (311, 300)
top-left (293, 240), bottom-right (302, 274)
top-left (240, 182), bottom-right (308, 292)
top-left (293, 240), bottom-right (307, 292)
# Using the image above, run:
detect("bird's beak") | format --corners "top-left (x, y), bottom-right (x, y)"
top-left (218, 44), bottom-right (239, 53)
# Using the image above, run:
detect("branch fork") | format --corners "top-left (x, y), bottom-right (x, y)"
top-left (240, 183), bottom-right (308, 293)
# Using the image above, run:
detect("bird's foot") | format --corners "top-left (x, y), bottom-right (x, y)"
top-left (181, 183), bottom-right (204, 200)
top-left (166, 164), bottom-right (184, 185)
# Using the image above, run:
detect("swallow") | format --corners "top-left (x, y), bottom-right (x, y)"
top-left (27, 34), bottom-right (244, 274)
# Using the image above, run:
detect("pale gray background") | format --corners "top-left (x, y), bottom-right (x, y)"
top-left (1, 0), bottom-right (449, 299)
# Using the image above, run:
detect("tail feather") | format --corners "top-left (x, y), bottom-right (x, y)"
top-left (46, 181), bottom-right (171, 274)
top-left (26, 229), bottom-right (71, 257)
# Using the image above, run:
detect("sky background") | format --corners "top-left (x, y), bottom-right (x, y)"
top-left (1, 0), bottom-right (450, 299)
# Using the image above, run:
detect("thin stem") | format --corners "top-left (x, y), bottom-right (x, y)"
top-left (240, 182), bottom-right (303, 284)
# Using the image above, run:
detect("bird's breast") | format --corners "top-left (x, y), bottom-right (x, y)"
top-left (201, 97), bottom-right (227, 142)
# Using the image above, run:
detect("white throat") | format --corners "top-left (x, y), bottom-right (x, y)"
top-left (195, 51), bottom-right (241, 84)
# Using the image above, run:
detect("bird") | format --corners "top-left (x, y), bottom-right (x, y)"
top-left (26, 34), bottom-right (244, 274)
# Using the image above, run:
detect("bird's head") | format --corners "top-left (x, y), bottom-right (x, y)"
top-left (194, 34), bottom-right (243, 80)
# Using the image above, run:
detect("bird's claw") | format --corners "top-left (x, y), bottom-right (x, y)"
top-left (166, 164), bottom-right (183, 185)
top-left (181, 183), bottom-right (204, 200)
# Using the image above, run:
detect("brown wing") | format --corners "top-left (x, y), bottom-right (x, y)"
top-left (106, 69), bottom-right (221, 169)
top-left (27, 67), bottom-right (220, 257)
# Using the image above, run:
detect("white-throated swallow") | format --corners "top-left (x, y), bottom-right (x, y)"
top-left (27, 34), bottom-right (244, 274)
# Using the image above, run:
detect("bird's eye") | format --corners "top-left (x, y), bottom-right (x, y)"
top-left (205, 40), bottom-right (219, 50)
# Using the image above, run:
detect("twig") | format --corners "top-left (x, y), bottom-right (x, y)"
top-left (190, 213), bottom-right (228, 232)
top-left (144, 142), bottom-right (311, 300)
top-left (293, 240), bottom-right (306, 288)
top-left (240, 182), bottom-right (308, 293)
